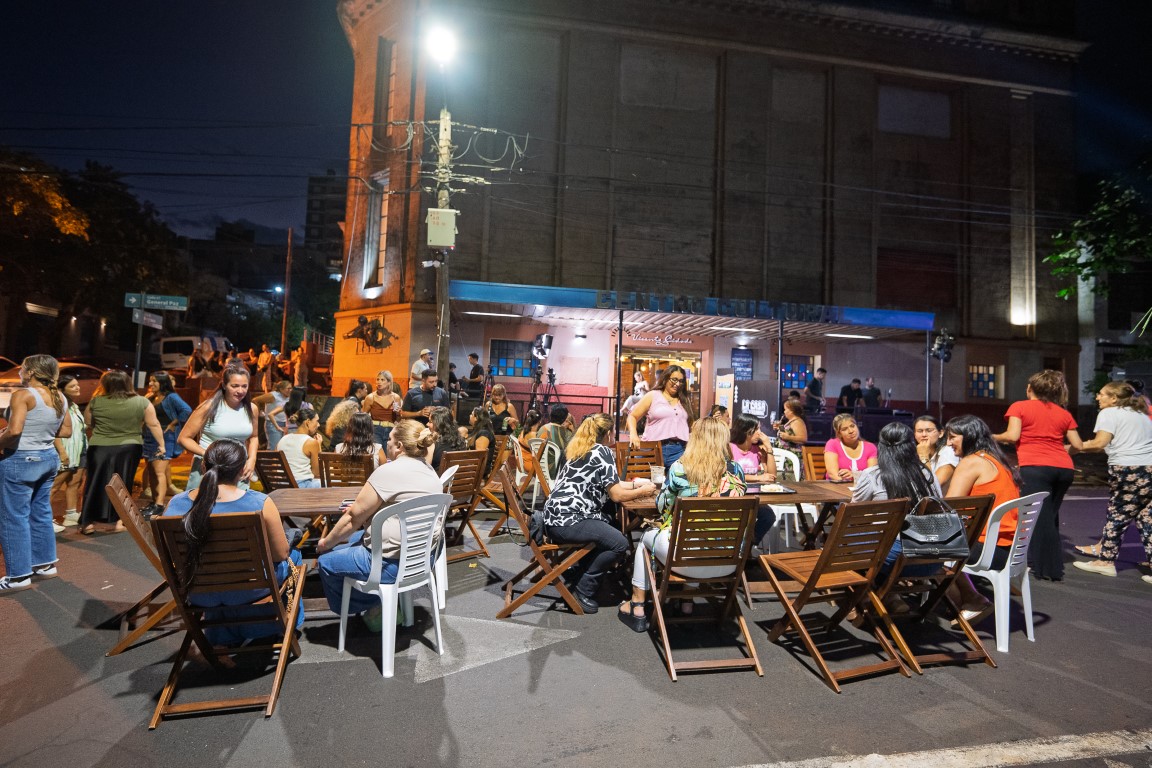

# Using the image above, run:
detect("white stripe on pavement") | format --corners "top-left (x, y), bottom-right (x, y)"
top-left (738, 728), bottom-right (1152, 768)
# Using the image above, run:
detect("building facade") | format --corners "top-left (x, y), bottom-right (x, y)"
top-left (333, 0), bottom-right (1085, 417)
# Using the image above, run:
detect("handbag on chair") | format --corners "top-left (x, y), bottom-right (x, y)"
top-left (900, 498), bottom-right (969, 559)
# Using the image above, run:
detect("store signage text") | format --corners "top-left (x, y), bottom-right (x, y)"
top-left (627, 332), bottom-right (693, 347)
top-left (596, 291), bottom-right (844, 323)
top-left (741, 399), bottom-right (769, 417)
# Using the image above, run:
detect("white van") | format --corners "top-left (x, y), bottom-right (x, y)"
top-left (155, 335), bottom-right (232, 372)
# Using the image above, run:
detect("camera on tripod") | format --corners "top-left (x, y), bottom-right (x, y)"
top-left (487, 364), bottom-right (496, 376)
top-left (547, 367), bottom-right (556, 386)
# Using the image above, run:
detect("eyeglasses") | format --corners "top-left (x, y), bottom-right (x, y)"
top-left (668, 377), bottom-right (685, 383)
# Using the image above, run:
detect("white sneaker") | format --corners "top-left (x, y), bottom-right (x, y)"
top-left (1072, 559), bottom-right (1117, 577)
top-left (32, 564), bottom-right (58, 580)
top-left (0, 576), bottom-right (33, 594)
top-left (53, 522), bottom-right (65, 533)
top-left (1141, 575), bottom-right (1152, 585)
top-left (63, 511), bottom-right (80, 527)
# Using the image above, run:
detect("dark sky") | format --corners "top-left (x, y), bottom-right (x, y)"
top-left (1, 2), bottom-right (1148, 245)
top-left (0, 2), bottom-right (353, 242)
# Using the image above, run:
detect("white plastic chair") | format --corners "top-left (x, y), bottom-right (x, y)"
top-left (337, 493), bottom-right (453, 678)
top-left (961, 492), bottom-right (1047, 653)
top-left (432, 466), bottom-right (458, 610)
top-left (509, 437), bottom-right (529, 488)
top-left (768, 448), bottom-right (815, 550)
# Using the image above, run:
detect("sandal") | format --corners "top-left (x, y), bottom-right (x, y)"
top-left (80, 524), bottom-right (96, 536)
top-left (1074, 543), bottom-right (1102, 558)
top-left (617, 601), bottom-right (649, 633)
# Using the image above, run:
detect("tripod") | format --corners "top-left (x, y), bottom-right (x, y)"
top-left (529, 367), bottom-right (559, 415)
top-left (481, 365), bottom-right (496, 403)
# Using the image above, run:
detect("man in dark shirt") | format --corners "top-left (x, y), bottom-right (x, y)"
top-left (804, 367), bottom-right (826, 413)
top-left (400, 369), bottom-right (450, 424)
top-left (862, 376), bottom-right (882, 409)
top-left (463, 353), bottom-right (485, 399)
top-left (838, 378), bottom-right (863, 409)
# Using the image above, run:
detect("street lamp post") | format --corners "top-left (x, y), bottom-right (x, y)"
top-left (427, 27), bottom-right (456, 385)
top-left (280, 227), bottom-right (293, 355)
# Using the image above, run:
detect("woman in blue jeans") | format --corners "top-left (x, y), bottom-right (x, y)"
top-left (542, 413), bottom-right (659, 614)
top-left (0, 355), bottom-right (71, 593)
top-left (316, 419), bottom-right (442, 630)
top-left (163, 439), bottom-right (303, 645)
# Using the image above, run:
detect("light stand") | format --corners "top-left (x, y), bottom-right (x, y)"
top-left (929, 329), bottom-right (955, 422)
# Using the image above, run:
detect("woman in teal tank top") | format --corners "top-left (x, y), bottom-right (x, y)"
top-left (179, 363), bottom-right (259, 491)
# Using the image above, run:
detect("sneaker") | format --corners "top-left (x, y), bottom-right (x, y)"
top-left (0, 576), bottom-right (33, 594)
top-left (63, 511), bottom-right (80, 527)
top-left (32, 564), bottom-right (58, 580)
top-left (53, 522), bottom-right (65, 533)
top-left (1141, 575), bottom-right (1152, 586)
top-left (1073, 560), bottom-right (1117, 577)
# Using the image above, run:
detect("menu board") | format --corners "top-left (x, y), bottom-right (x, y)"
top-left (731, 348), bottom-right (753, 381)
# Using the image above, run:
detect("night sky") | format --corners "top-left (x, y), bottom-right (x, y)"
top-left (0, 2), bottom-right (353, 242)
top-left (1, 2), bottom-right (1148, 244)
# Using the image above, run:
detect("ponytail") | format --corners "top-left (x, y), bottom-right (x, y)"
top-left (179, 439), bottom-right (247, 588)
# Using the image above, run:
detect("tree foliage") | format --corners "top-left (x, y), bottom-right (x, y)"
top-left (1045, 154), bottom-right (1152, 299)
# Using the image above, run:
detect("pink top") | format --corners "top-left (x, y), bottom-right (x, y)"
top-left (823, 438), bottom-right (877, 478)
top-left (730, 443), bottom-right (761, 477)
top-left (640, 391), bottom-right (690, 443)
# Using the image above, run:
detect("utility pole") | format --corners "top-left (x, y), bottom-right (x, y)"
top-left (280, 227), bottom-right (293, 354)
top-left (434, 108), bottom-right (452, 384)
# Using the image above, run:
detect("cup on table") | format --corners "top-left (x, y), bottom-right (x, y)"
top-left (649, 465), bottom-right (665, 485)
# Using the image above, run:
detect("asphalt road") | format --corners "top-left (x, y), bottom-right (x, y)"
top-left (1, 487), bottom-right (1149, 768)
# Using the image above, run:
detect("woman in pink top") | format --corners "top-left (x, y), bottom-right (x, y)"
top-left (993, 370), bottom-right (1082, 581)
top-left (823, 413), bottom-right (878, 480)
top-left (627, 365), bottom-right (694, 466)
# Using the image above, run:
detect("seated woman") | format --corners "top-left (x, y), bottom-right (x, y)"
top-left (163, 439), bottom-right (304, 648)
top-left (429, 406), bottom-right (467, 469)
top-left (467, 407), bottom-right (496, 476)
top-left (618, 417), bottom-right (747, 632)
top-left (332, 411), bottom-right (387, 468)
top-left (278, 405), bottom-right (323, 488)
top-left (537, 405), bottom-right (575, 477)
top-left (772, 400), bottom-right (808, 449)
top-left (543, 413), bottom-right (659, 614)
top-left (824, 413), bottom-right (878, 480)
top-left (852, 422), bottom-right (943, 601)
top-left (728, 414), bottom-right (779, 546)
top-left (944, 414), bottom-right (1022, 623)
top-left (316, 420), bottom-right (443, 630)
top-left (486, 384), bottom-right (519, 436)
top-left (914, 414), bottom-right (959, 492)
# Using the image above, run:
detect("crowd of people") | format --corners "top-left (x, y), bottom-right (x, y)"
top-left (2, 353), bottom-right (1149, 645)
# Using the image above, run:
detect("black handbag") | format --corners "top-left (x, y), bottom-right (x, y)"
top-left (900, 498), bottom-right (970, 559)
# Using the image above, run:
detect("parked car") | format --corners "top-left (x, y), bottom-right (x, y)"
top-left (0, 362), bottom-right (107, 410)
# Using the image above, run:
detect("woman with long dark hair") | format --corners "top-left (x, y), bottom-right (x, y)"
top-left (279, 406), bottom-right (323, 488)
top-left (992, 370), bottom-right (1082, 581)
top-left (824, 413), bottom-right (878, 481)
top-left (334, 412), bottom-right (386, 468)
top-left (0, 355), bottom-right (71, 592)
top-left (140, 371), bottom-right (192, 515)
top-left (178, 363), bottom-right (259, 491)
top-left (486, 384), bottom-right (519, 436)
top-left (429, 406), bottom-right (467, 469)
top-left (467, 406), bottom-right (496, 476)
top-left (51, 373), bottom-right (87, 529)
top-left (162, 439), bottom-right (303, 646)
top-left (772, 400), bottom-right (808, 448)
top-left (914, 415), bottom-right (958, 491)
top-left (945, 414), bottom-right (1021, 622)
top-left (80, 370), bottom-right (166, 534)
top-left (543, 414), bottom-right (659, 614)
top-left (627, 364), bottom-right (695, 466)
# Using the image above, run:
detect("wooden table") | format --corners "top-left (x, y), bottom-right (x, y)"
top-left (269, 487), bottom-right (354, 518)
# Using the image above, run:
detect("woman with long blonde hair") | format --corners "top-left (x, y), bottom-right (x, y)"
top-left (618, 416), bottom-right (746, 631)
top-left (541, 413), bottom-right (658, 614)
top-left (486, 383), bottom-right (519, 435)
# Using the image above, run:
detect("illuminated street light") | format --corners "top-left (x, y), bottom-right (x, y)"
top-left (426, 26), bottom-right (457, 66)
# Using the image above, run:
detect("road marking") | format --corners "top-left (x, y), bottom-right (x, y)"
top-left (737, 728), bottom-right (1152, 768)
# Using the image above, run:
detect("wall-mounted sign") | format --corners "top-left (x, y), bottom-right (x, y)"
top-left (731, 348), bottom-right (753, 381)
top-left (598, 291), bottom-right (845, 323)
top-left (741, 398), bottom-right (769, 418)
top-left (626, 332), bottom-right (694, 347)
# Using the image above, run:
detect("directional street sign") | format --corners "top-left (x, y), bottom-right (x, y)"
top-left (132, 308), bottom-right (164, 330)
top-left (123, 293), bottom-right (189, 311)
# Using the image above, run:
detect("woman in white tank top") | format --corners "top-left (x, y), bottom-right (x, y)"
top-left (179, 364), bottom-right (259, 491)
top-left (277, 406), bottom-right (322, 488)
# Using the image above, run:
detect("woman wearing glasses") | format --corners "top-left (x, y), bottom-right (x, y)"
top-left (627, 365), bottom-right (695, 466)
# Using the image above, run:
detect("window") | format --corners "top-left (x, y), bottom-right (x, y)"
top-left (781, 355), bottom-right (814, 394)
top-left (488, 340), bottom-right (537, 378)
top-left (968, 365), bottom-right (1001, 399)
top-left (373, 39), bottom-right (395, 144)
top-left (878, 85), bottom-right (952, 139)
top-left (363, 172), bottom-right (389, 288)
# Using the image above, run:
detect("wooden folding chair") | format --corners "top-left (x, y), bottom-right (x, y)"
top-left (438, 449), bottom-right (490, 562)
top-left (493, 468), bottom-right (594, 618)
top-left (484, 450), bottom-right (522, 539)
top-left (870, 495), bottom-right (998, 674)
top-left (149, 512), bottom-right (304, 728)
top-left (801, 446), bottom-right (827, 481)
top-left (254, 450), bottom-right (298, 492)
top-left (103, 473), bottom-right (181, 656)
top-left (644, 496), bottom-right (763, 681)
top-left (759, 498), bottom-right (911, 692)
top-left (319, 451), bottom-right (374, 488)
top-left (616, 440), bottom-right (662, 481)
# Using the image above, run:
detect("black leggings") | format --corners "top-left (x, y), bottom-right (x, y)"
top-left (1020, 465), bottom-right (1075, 579)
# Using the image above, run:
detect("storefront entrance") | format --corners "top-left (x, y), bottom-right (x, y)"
top-left (621, 348), bottom-right (702, 417)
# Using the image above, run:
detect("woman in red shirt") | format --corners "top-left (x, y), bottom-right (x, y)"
top-left (993, 370), bottom-right (1083, 581)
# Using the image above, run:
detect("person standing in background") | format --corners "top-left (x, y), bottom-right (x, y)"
top-left (804, 367), bottom-right (827, 413)
top-left (410, 348), bottom-right (432, 389)
top-left (256, 344), bottom-right (274, 392)
top-left (463, 353), bottom-right (485, 401)
top-left (52, 374), bottom-right (88, 530)
top-left (862, 377), bottom-right (882, 409)
top-left (838, 378), bottom-right (863, 410)
top-left (993, 370), bottom-right (1081, 581)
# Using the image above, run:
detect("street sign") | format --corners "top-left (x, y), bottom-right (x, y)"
top-left (132, 308), bottom-right (163, 329)
top-left (123, 293), bottom-right (189, 311)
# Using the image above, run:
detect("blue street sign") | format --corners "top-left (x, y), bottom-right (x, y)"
top-left (123, 293), bottom-right (189, 311)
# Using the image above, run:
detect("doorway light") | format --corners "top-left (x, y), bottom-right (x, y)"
top-left (824, 332), bottom-right (874, 340)
top-left (464, 311), bottom-right (522, 318)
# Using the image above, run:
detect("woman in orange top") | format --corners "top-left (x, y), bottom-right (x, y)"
top-left (945, 414), bottom-right (1021, 622)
